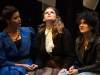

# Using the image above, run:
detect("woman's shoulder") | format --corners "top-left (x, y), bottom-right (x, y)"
top-left (76, 35), bottom-right (84, 43)
top-left (19, 27), bottom-right (35, 32)
top-left (62, 28), bottom-right (71, 35)
top-left (19, 27), bottom-right (34, 30)
top-left (62, 28), bottom-right (69, 32)
top-left (95, 37), bottom-right (100, 44)
top-left (0, 32), bottom-right (5, 38)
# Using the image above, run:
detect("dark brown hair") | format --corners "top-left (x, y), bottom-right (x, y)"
top-left (0, 6), bottom-right (18, 22)
top-left (76, 10), bottom-right (100, 36)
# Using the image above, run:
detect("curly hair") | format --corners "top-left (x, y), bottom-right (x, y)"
top-left (76, 10), bottom-right (100, 36)
top-left (37, 7), bottom-right (64, 38)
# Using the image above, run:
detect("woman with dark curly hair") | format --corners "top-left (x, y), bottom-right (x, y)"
top-left (30, 7), bottom-right (75, 75)
top-left (59, 10), bottom-right (100, 75)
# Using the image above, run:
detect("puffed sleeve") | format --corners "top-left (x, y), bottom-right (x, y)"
top-left (28, 27), bottom-right (36, 48)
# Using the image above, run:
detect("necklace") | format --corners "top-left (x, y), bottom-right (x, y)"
top-left (84, 39), bottom-right (89, 50)
top-left (6, 29), bottom-right (20, 41)
top-left (13, 29), bottom-right (20, 41)
top-left (84, 45), bottom-right (87, 50)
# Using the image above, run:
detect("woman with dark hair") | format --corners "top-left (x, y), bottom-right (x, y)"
top-left (34, 7), bottom-right (75, 75)
top-left (59, 10), bottom-right (100, 75)
top-left (0, 6), bottom-right (38, 75)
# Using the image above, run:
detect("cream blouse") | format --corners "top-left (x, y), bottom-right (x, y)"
top-left (45, 28), bottom-right (55, 52)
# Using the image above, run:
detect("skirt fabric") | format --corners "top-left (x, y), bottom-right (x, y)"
top-left (27, 67), bottom-right (60, 75)
top-left (0, 66), bottom-right (26, 75)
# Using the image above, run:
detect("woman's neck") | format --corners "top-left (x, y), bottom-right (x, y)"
top-left (6, 26), bottom-right (18, 34)
top-left (6, 27), bottom-right (21, 41)
top-left (84, 32), bottom-right (92, 40)
top-left (46, 21), bottom-right (54, 30)
top-left (83, 32), bottom-right (92, 49)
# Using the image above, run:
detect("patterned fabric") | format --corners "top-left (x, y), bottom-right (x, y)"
top-left (27, 67), bottom-right (60, 75)
top-left (58, 72), bottom-right (100, 75)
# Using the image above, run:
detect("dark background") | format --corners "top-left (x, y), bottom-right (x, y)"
top-left (0, 0), bottom-right (100, 45)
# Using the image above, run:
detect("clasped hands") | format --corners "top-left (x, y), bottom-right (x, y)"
top-left (22, 64), bottom-right (38, 71)
top-left (68, 66), bottom-right (78, 75)
top-left (59, 66), bottom-right (78, 75)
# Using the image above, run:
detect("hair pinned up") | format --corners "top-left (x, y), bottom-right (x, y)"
top-left (0, 6), bottom-right (18, 22)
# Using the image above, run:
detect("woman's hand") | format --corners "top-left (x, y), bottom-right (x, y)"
top-left (59, 68), bottom-right (67, 73)
top-left (69, 66), bottom-right (74, 73)
top-left (30, 64), bottom-right (38, 70)
top-left (15, 63), bottom-right (34, 71)
top-left (68, 69), bottom-right (78, 75)
top-left (21, 64), bottom-right (34, 71)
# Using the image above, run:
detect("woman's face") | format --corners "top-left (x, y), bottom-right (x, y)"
top-left (79, 19), bottom-right (92, 34)
top-left (7, 11), bottom-right (21, 27)
top-left (43, 8), bottom-right (57, 22)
